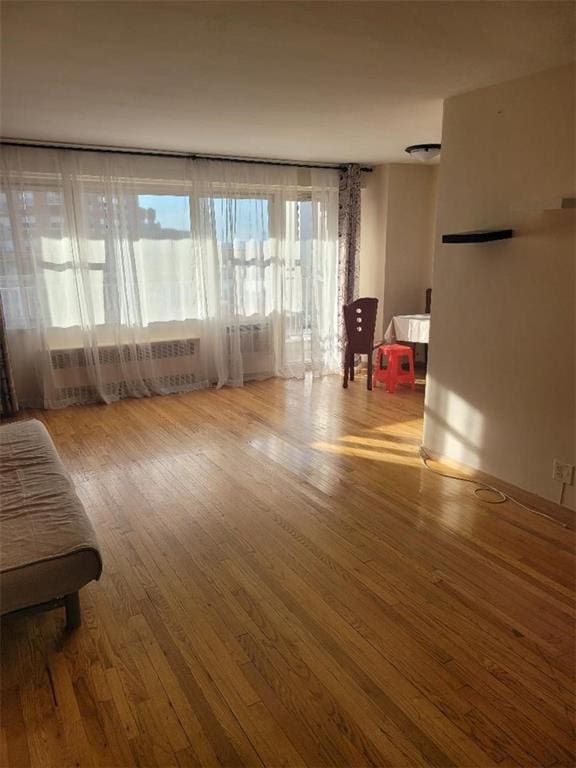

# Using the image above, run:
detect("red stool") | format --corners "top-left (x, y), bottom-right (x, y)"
top-left (373, 344), bottom-right (415, 393)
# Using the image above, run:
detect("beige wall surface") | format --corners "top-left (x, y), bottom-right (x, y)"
top-left (382, 164), bottom-right (437, 333)
top-left (423, 64), bottom-right (576, 509)
top-left (359, 164), bottom-right (437, 343)
top-left (359, 166), bottom-right (388, 339)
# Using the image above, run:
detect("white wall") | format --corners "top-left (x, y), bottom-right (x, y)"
top-left (359, 164), bottom-right (437, 344)
top-left (424, 64), bottom-right (576, 509)
top-left (382, 164), bottom-right (438, 333)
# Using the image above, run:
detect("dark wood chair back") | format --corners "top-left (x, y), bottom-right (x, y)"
top-left (342, 297), bottom-right (379, 390)
top-left (343, 298), bottom-right (378, 354)
top-left (425, 288), bottom-right (432, 314)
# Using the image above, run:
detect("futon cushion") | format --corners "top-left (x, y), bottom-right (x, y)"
top-left (0, 419), bottom-right (102, 615)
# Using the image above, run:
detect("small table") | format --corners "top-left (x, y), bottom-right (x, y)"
top-left (384, 314), bottom-right (431, 345)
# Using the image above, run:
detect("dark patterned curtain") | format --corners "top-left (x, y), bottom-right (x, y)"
top-left (338, 164), bottom-right (362, 345)
top-left (0, 292), bottom-right (18, 418)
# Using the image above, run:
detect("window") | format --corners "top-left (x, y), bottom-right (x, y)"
top-left (0, 148), bottom-right (341, 398)
top-left (211, 196), bottom-right (270, 245)
top-left (0, 179), bottom-right (335, 333)
top-left (0, 211), bottom-right (21, 326)
top-left (46, 191), bottom-right (63, 206)
top-left (138, 194), bottom-right (190, 237)
top-left (22, 215), bottom-right (36, 229)
top-left (130, 194), bottom-right (194, 324)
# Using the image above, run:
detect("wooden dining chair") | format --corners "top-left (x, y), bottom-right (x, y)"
top-left (342, 297), bottom-right (379, 390)
top-left (425, 288), bottom-right (432, 314)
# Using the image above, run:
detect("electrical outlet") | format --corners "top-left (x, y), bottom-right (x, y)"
top-left (552, 460), bottom-right (574, 485)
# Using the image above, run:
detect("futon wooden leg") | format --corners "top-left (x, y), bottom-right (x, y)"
top-left (349, 356), bottom-right (355, 382)
top-left (367, 354), bottom-right (373, 391)
top-left (343, 350), bottom-right (349, 388)
top-left (64, 591), bottom-right (81, 630)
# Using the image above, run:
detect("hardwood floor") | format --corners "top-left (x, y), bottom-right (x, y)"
top-left (1, 375), bottom-right (574, 767)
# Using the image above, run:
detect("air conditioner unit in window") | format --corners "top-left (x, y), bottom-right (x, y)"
top-left (226, 321), bottom-right (273, 378)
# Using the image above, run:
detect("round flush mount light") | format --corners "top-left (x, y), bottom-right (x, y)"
top-left (405, 143), bottom-right (441, 162)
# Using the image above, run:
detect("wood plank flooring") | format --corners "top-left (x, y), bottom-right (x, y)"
top-left (1, 375), bottom-right (574, 767)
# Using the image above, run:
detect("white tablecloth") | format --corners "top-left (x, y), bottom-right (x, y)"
top-left (384, 314), bottom-right (430, 344)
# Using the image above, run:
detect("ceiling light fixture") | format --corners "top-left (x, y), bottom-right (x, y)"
top-left (405, 143), bottom-right (441, 162)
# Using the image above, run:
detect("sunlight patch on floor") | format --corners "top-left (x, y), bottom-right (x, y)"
top-left (311, 439), bottom-right (421, 466)
top-left (338, 434), bottom-right (416, 454)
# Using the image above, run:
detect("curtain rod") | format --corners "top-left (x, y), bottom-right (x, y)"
top-left (0, 139), bottom-right (373, 173)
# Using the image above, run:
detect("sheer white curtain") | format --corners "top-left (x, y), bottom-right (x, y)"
top-left (0, 146), bottom-right (340, 408)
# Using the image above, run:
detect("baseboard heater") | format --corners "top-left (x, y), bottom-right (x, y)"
top-left (48, 322), bottom-right (273, 404)
top-left (48, 338), bottom-right (201, 404)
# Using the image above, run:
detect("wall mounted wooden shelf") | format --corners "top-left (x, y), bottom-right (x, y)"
top-left (442, 229), bottom-right (514, 244)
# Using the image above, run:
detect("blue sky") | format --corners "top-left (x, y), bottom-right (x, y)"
top-left (139, 194), bottom-right (269, 241)
top-left (139, 195), bottom-right (190, 231)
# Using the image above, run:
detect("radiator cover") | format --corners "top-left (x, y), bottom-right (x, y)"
top-left (48, 338), bottom-right (201, 405)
